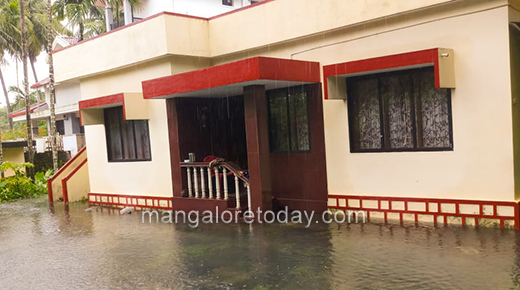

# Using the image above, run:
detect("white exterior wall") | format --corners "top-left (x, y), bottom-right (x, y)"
top-left (210, 2), bottom-right (515, 202)
top-left (313, 7), bottom-right (513, 201)
top-left (318, 7), bottom-right (513, 202)
top-left (55, 83), bottom-right (81, 108)
top-left (133, 0), bottom-right (258, 19)
top-left (132, 0), bottom-right (174, 19)
top-left (81, 57), bottom-right (209, 197)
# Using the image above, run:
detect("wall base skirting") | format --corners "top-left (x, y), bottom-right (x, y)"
top-left (328, 195), bottom-right (520, 230)
top-left (88, 193), bottom-right (172, 210)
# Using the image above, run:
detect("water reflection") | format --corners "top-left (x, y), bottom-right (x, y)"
top-left (0, 197), bottom-right (520, 289)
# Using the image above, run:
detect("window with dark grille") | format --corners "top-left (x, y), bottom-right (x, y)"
top-left (104, 107), bottom-right (151, 162)
top-left (222, 0), bottom-right (233, 6)
top-left (347, 67), bottom-right (453, 152)
top-left (267, 86), bottom-right (310, 153)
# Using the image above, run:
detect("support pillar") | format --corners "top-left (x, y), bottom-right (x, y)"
top-left (243, 85), bottom-right (272, 213)
top-left (167, 99), bottom-right (183, 198)
top-left (105, 5), bottom-right (114, 31)
top-left (123, 0), bottom-right (132, 25)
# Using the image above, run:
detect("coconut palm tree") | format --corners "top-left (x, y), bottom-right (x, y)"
top-left (25, 0), bottom-right (68, 102)
top-left (54, 0), bottom-right (105, 41)
top-left (47, 0), bottom-right (57, 171)
top-left (0, 0), bottom-right (68, 130)
top-left (0, 55), bottom-right (13, 130)
top-left (19, 0), bottom-right (35, 179)
top-left (0, 0), bottom-right (22, 131)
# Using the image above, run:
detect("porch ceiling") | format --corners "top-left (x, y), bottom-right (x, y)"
top-left (141, 57), bottom-right (321, 99)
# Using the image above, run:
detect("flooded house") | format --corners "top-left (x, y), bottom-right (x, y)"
top-left (49, 0), bottom-right (520, 228)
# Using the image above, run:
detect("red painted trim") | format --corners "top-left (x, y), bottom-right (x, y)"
top-left (78, 93), bottom-right (124, 110)
top-left (30, 77), bottom-right (50, 89)
top-left (61, 158), bottom-right (88, 204)
top-left (47, 179), bottom-right (53, 203)
top-left (88, 193), bottom-right (173, 210)
top-left (329, 194), bottom-right (520, 230)
top-left (9, 102), bottom-right (47, 118)
top-left (47, 146), bottom-right (87, 203)
top-left (162, 11), bottom-right (209, 21)
top-left (142, 57), bottom-right (320, 99)
top-left (209, 0), bottom-right (275, 20)
top-left (322, 48), bottom-right (440, 99)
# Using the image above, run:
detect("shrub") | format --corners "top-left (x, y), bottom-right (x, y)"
top-left (0, 162), bottom-right (52, 203)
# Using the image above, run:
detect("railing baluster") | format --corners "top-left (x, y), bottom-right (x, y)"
top-left (247, 184), bottom-right (251, 213)
top-left (235, 174), bottom-right (240, 209)
top-left (223, 167), bottom-right (229, 200)
top-left (194, 167), bottom-right (199, 198)
top-left (200, 167), bottom-right (206, 198)
top-left (215, 167), bottom-right (221, 199)
top-left (187, 167), bottom-right (193, 197)
top-left (182, 163), bottom-right (250, 207)
top-left (207, 167), bottom-right (213, 198)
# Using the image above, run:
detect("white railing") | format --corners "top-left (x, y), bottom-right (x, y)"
top-left (180, 162), bottom-right (251, 211)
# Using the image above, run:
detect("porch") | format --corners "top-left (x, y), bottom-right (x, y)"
top-left (143, 57), bottom-right (328, 215)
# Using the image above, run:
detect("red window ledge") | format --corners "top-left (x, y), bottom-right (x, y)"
top-left (322, 48), bottom-right (455, 100)
top-left (79, 92), bottom-right (148, 125)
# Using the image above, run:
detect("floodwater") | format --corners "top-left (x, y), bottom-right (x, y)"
top-left (1, 197), bottom-right (520, 290)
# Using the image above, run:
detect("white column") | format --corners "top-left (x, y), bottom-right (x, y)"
top-left (193, 168), bottom-right (199, 198)
top-left (187, 168), bottom-right (193, 197)
top-left (207, 168), bottom-right (213, 198)
top-left (105, 5), bottom-right (113, 31)
top-left (123, 0), bottom-right (132, 25)
top-left (223, 168), bottom-right (229, 200)
top-left (215, 168), bottom-right (221, 199)
top-left (200, 168), bottom-right (206, 198)
top-left (235, 174), bottom-right (240, 209)
top-left (247, 185), bottom-right (251, 212)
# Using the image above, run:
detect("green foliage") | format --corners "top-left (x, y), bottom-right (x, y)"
top-left (0, 161), bottom-right (51, 203)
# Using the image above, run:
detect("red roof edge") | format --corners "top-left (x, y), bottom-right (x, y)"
top-left (9, 101), bottom-right (48, 118)
top-left (141, 56), bottom-right (320, 99)
top-left (30, 77), bottom-right (50, 89)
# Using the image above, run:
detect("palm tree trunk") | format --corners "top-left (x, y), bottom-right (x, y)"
top-left (20, 0), bottom-right (35, 180)
top-left (0, 69), bottom-right (13, 130)
top-left (30, 56), bottom-right (43, 103)
top-left (47, 0), bottom-right (58, 172)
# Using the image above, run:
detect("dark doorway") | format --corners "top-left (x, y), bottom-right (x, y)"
top-left (175, 96), bottom-right (248, 169)
top-left (56, 120), bottom-right (65, 135)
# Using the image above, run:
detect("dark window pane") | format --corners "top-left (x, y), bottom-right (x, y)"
top-left (121, 120), bottom-right (136, 160)
top-left (288, 88), bottom-right (310, 151)
top-left (417, 69), bottom-right (452, 148)
top-left (104, 107), bottom-right (151, 161)
top-left (380, 73), bottom-right (414, 149)
top-left (349, 78), bottom-right (381, 150)
top-left (268, 90), bottom-right (290, 152)
top-left (105, 107), bottom-right (123, 160)
top-left (134, 120), bottom-right (152, 160)
top-left (268, 87), bottom-right (311, 153)
top-left (347, 67), bottom-right (452, 152)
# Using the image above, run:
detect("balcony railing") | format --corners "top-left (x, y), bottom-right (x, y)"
top-left (180, 161), bottom-right (251, 211)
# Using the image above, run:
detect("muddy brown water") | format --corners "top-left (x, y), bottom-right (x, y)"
top-left (1, 196), bottom-right (519, 289)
